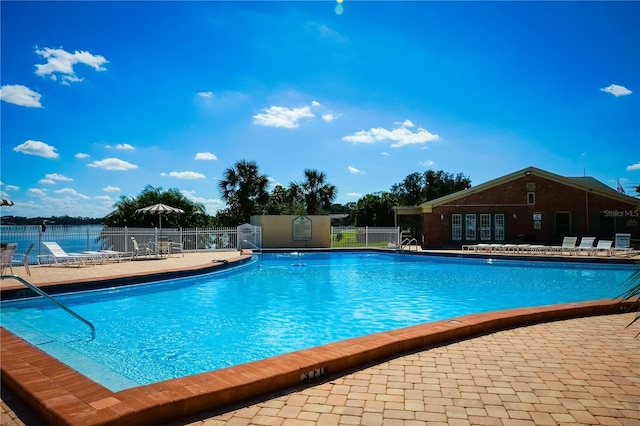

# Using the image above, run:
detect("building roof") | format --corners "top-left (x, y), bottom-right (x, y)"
top-left (414, 166), bottom-right (638, 213)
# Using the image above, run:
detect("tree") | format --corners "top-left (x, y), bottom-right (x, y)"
top-left (351, 192), bottom-right (399, 226)
top-left (390, 169), bottom-right (471, 205)
top-left (104, 185), bottom-right (210, 227)
top-left (262, 185), bottom-right (305, 215)
top-left (289, 169), bottom-right (337, 215)
top-left (218, 160), bottom-right (269, 224)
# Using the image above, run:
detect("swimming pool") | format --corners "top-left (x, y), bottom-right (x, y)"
top-left (1, 251), bottom-right (637, 392)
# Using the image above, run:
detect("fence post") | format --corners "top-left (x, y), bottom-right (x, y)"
top-left (365, 226), bottom-right (369, 247)
top-left (195, 227), bottom-right (198, 252)
top-left (330, 226), bottom-right (333, 248)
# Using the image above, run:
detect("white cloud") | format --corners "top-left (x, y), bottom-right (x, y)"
top-left (94, 195), bottom-right (112, 202)
top-left (28, 188), bottom-right (48, 196)
top-left (381, 152), bottom-right (389, 156)
top-left (161, 171), bottom-right (206, 179)
top-left (54, 188), bottom-right (90, 199)
top-left (103, 186), bottom-right (120, 192)
top-left (35, 47), bottom-right (108, 84)
top-left (40, 173), bottom-right (73, 184)
top-left (342, 120), bottom-right (440, 148)
top-left (627, 162), bottom-right (640, 171)
top-left (322, 113), bottom-right (338, 122)
top-left (253, 105), bottom-right (314, 128)
top-left (600, 84), bottom-right (632, 97)
top-left (107, 143), bottom-right (134, 150)
top-left (0, 84), bottom-right (43, 107)
top-left (420, 160), bottom-right (435, 167)
top-left (13, 140), bottom-right (59, 158)
top-left (311, 100), bottom-right (321, 107)
top-left (181, 190), bottom-right (225, 214)
top-left (2, 184), bottom-right (19, 191)
top-left (196, 91), bottom-right (213, 98)
top-left (195, 152), bottom-right (217, 160)
top-left (348, 166), bottom-right (362, 174)
top-left (346, 192), bottom-right (362, 197)
top-left (88, 158), bottom-right (138, 171)
top-left (45, 173), bottom-right (73, 182)
top-left (75, 152), bottom-right (90, 159)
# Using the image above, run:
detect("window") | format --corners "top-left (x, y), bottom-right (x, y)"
top-left (527, 192), bottom-right (535, 204)
top-left (451, 214), bottom-right (462, 240)
top-left (494, 214), bottom-right (505, 241)
top-left (465, 214), bottom-right (477, 241)
top-left (480, 214), bottom-right (491, 241)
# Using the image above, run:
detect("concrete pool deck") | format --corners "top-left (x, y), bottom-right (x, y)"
top-left (1, 249), bottom-right (639, 425)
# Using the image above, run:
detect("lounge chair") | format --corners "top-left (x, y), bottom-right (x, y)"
top-left (99, 249), bottom-right (134, 262)
top-left (612, 233), bottom-right (635, 257)
top-left (38, 242), bottom-right (94, 266)
top-left (590, 240), bottom-right (613, 256)
top-left (572, 237), bottom-right (596, 255)
top-left (11, 242), bottom-right (34, 275)
top-left (130, 237), bottom-right (153, 257)
top-left (1, 243), bottom-right (17, 274)
top-left (547, 236), bottom-right (578, 255)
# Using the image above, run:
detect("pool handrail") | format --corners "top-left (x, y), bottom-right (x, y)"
top-left (0, 274), bottom-right (95, 340)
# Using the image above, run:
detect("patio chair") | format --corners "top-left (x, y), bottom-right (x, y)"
top-left (547, 236), bottom-right (578, 255)
top-left (590, 240), bottom-right (613, 256)
top-left (1, 243), bottom-right (17, 274)
top-left (38, 242), bottom-right (94, 266)
top-left (171, 241), bottom-right (184, 257)
top-left (11, 242), bottom-right (34, 275)
top-left (572, 237), bottom-right (595, 255)
top-left (130, 237), bottom-right (153, 257)
top-left (612, 233), bottom-right (635, 257)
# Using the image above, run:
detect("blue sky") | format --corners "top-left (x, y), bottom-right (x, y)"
top-left (1, 1), bottom-right (638, 218)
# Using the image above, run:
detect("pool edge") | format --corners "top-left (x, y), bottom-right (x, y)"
top-left (2, 299), bottom-right (637, 426)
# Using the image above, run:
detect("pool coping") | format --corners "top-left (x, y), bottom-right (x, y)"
top-left (1, 252), bottom-right (639, 425)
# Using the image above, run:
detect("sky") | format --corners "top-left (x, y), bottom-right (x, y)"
top-left (1, 1), bottom-right (639, 219)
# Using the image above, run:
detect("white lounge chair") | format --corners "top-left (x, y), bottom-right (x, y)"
top-left (612, 233), bottom-right (635, 257)
top-left (547, 236), bottom-right (578, 255)
top-left (130, 237), bottom-right (153, 257)
top-left (572, 237), bottom-right (595, 255)
top-left (38, 242), bottom-right (94, 266)
top-left (590, 240), bottom-right (613, 256)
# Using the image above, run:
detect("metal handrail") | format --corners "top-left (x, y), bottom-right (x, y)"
top-left (399, 237), bottom-right (418, 252)
top-left (1, 275), bottom-right (95, 340)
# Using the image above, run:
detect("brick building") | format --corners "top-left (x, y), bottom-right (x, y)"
top-left (396, 166), bottom-right (639, 249)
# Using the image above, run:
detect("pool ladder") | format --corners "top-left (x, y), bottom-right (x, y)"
top-left (1, 275), bottom-right (95, 340)
top-left (399, 237), bottom-right (418, 252)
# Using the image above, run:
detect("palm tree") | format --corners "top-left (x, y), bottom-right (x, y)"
top-left (289, 169), bottom-right (337, 215)
top-left (218, 160), bottom-right (269, 224)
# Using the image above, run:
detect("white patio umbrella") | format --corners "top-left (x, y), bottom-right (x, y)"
top-left (135, 203), bottom-right (185, 232)
top-left (135, 203), bottom-right (185, 255)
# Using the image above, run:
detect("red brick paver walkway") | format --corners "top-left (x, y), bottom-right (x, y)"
top-left (148, 313), bottom-right (640, 426)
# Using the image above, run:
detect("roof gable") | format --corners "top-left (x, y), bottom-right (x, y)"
top-left (418, 166), bottom-right (637, 211)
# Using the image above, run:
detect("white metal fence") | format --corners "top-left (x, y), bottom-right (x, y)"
top-left (0, 225), bottom-right (253, 265)
top-left (1, 224), bottom-right (403, 265)
top-left (330, 226), bottom-right (401, 248)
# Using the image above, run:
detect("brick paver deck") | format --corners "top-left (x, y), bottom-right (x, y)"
top-left (1, 250), bottom-right (639, 425)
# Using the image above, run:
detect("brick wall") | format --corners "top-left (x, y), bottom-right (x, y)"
top-left (422, 175), bottom-right (639, 248)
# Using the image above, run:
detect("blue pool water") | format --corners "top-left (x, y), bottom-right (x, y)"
top-left (1, 252), bottom-right (637, 391)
